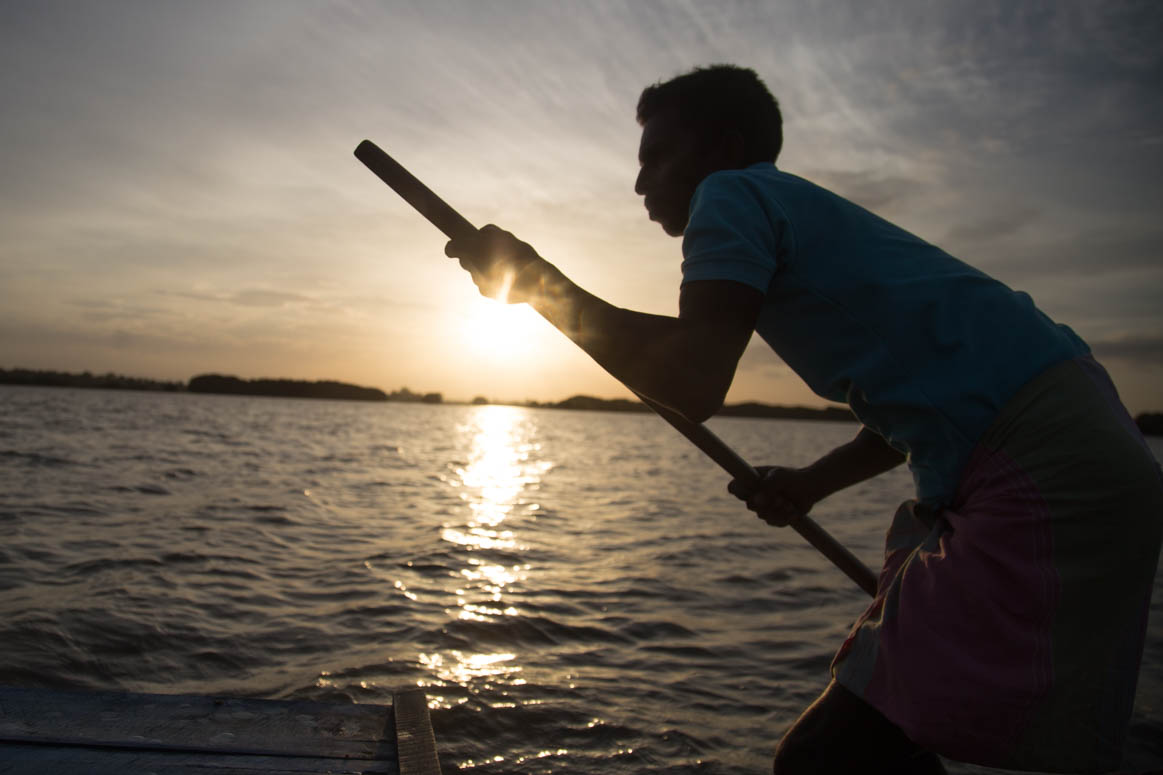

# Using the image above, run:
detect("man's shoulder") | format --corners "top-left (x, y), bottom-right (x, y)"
top-left (704, 161), bottom-right (779, 186)
top-left (692, 164), bottom-right (833, 229)
top-left (699, 163), bottom-right (824, 202)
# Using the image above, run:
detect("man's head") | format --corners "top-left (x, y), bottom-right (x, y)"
top-left (634, 65), bottom-right (782, 236)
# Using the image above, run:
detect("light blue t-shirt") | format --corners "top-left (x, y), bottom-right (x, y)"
top-left (682, 162), bottom-right (1089, 506)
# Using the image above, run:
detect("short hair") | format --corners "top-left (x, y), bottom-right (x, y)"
top-left (637, 64), bottom-right (783, 164)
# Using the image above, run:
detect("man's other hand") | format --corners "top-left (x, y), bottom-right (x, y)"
top-left (728, 466), bottom-right (818, 527)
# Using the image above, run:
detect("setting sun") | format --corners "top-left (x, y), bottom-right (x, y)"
top-left (458, 300), bottom-right (545, 362)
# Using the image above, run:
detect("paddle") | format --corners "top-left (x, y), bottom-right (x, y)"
top-left (354, 139), bottom-right (879, 598)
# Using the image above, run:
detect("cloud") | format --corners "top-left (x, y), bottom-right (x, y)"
top-left (67, 300), bottom-right (172, 324)
top-left (1, 0), bottom-right (1161, 408)
top-left (1089, 335), bottom-right (1163, 367)
top-left (943, 207), bottom-right (1041, 247)
top-left (228, 289), bottom-right (314, 308)
top-left (807, 170), bottom-right (927, 212)
top-left (147, 289), bottom-right (318, 308)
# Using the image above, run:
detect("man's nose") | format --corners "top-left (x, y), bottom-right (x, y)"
top-left (634, 168), bottom-right (647, 196)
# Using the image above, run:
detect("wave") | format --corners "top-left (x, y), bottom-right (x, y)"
top-left (435, 614), bottom-right (632, 650)
top-left (2, 390), bottom-right (1158, 774)
top-left (0, 449), bottom-right (83, 467)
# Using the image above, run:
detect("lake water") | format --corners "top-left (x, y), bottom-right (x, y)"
top-left (1, 385), bottom-right (1160, 773)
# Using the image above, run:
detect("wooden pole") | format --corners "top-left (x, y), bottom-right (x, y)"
top-left (635, 392), bottom-right (878, 596)
top-left (355, 140), bottom-right (880, 598)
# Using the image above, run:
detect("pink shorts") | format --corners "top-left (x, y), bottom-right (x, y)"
top-left (832, 357), bottom-right (1163, 771)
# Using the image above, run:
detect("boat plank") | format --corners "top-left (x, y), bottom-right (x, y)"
top-left (393, 688), bottom-right (442, 775)
top-left (0, 742), bottom-right (396, 774)
top-left (0, 687), bottom-right (396, 761)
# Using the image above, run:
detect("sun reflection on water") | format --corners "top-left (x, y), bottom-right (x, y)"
top-left (438, 406), bottom-right (542, 557)
top-left (418, 650), bottom-right (523, 685)
top-left (419, 405), bottom-right (552, 707)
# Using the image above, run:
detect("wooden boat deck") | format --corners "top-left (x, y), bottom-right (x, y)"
top-left (0, 685), bottom-right (441, 774)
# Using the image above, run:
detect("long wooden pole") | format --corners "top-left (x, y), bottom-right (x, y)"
top-left (632, 392), bottom-right (878, 596)
top-left (354, 139), bottom-right (879, 597)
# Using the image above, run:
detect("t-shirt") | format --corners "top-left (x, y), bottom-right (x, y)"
top-left (682, 162), bottom-right (1089, 505)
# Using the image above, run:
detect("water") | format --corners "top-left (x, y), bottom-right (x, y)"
top-left (1, 385), bottom-right (1159, 773)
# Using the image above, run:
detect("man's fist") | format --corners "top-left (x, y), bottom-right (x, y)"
top-left (728, 465), bottom-right (818, 527)
top-left (445, 224), bottom-right (545, 304)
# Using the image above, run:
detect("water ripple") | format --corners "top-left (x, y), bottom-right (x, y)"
top-left (0, 386), bottom-right (1159, 773)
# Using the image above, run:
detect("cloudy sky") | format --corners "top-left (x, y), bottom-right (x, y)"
top-left (2, 1), bottom-right (1160, 411)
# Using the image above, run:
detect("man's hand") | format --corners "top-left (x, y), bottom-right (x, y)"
top-left (728, 466), bottom-right (822, 527)
top-left (445, 224), bottom-right (546, 304)
top-left (730, 428), bottom-right (906, 528)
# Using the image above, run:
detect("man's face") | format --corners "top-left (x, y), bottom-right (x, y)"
top-left (635, 109), bottom-right (716, 237)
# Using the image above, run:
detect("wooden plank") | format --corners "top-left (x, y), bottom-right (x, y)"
top-left (0, 743), bottom-right (396, 774)
top-left (393, 689), bottom-right (442, 775)
top-left (0, 687), bottom-right (396, 760)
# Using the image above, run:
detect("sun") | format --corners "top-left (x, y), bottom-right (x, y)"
top-left (459, 300), bottom-right (544, 361)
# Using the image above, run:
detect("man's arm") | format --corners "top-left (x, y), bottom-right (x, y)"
top-left (799, 426), bottom-right (907, 500)
top-left (530, 263), bottom-right (763, 422)
top-left (730, 427), bottom-right (907, 526)
top-left (448, 225), bottom-right (763, 422)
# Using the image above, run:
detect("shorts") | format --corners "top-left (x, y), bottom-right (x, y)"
top-left (832, 356), bottom-right (1163, 771)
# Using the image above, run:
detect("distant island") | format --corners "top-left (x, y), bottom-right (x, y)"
top-left (0, 368), bottom-right (437, 404)
top-left (3, 367), bottom-right (1161, 433)
top-left (185, 375), bottom-right (444, 403)
top-left (0, 367), bottom-right (184, 392)
top-left (527, 395), bottom-right (646, 413)
top-left (528, 394), bottom-right (855, 423)
top-left (188, 374), bottom-right (394, 402)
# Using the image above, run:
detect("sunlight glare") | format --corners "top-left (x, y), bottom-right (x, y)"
top-left (418, 650), bottom-right (521, 685)
top-left (425, 406), bottom-right (558, 700)
top-left (453, 405), bottom-right (548, 528)
top-left (459, 300), bottom-right (543, 361)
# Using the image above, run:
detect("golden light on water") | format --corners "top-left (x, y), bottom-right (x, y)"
top-left (439, 526), bottom-right (519, 553)
top-left (458, 419), bottom-right (522, 523)
top-left (440, 404), bottom-right (547, 548)
top-left (421, 405), bottom-right (553, 707)
top-left (418, 650), bottom-right (522, 685)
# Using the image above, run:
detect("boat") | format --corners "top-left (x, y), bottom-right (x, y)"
top-left (0, 685), bottom-right (441, 774)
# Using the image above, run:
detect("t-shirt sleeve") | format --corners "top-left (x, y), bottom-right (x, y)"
top-left (680, 172), bottom-right (786, 292)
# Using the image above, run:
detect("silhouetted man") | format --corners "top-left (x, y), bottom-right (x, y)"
top-left (446, 65), bottom-right (1162, 773)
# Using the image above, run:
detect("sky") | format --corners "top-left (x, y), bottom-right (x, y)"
top-left (1, 1), bottom-right (1161, 412)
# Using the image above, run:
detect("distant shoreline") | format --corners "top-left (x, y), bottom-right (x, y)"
top-left (524, 393), bottom-right (855, 423)
top-left (0, 368), bottom-right (849, 422)
top-left (0, 369), bottom-right (438, 405)
top-left (4, 367), bottom-right (1161, 433)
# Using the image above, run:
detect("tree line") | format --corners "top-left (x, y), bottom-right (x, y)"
top-left (0, 368), bottom-right (439, 404)
top-left (3, 367), bottom-right (1161, 434)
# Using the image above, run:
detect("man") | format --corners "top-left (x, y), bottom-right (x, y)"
top-left (445, 65), bottom-right (1162, 773)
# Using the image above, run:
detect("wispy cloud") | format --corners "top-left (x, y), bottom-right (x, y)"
top-left (1090, 335), bottom-right (1163, 366)
top-left (1, 0), bottom-right (1161, 410)
top-left (944, 208), bottom-right (1041, 247)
